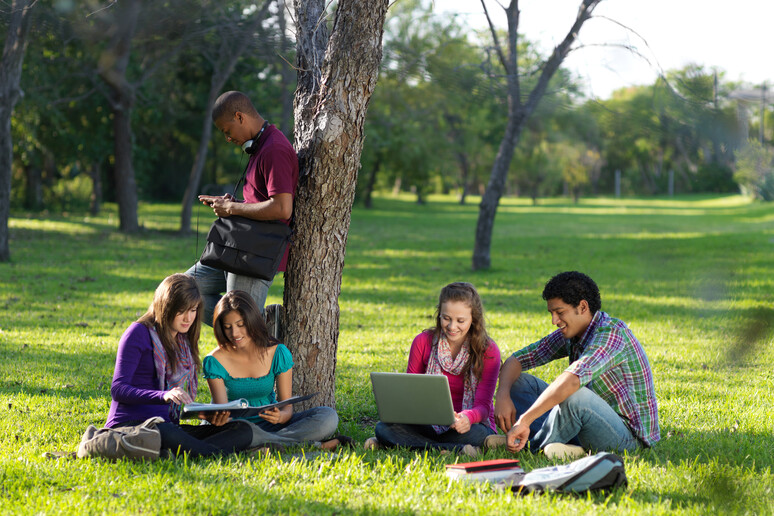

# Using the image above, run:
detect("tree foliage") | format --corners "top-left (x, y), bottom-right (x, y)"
top-left (5, 0), bottom-right (772, 242)
top-left (734, 140), bottom-right (774, 201)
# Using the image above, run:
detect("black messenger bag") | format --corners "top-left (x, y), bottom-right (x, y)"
top-left (200, 215), bottom-right (291, 281)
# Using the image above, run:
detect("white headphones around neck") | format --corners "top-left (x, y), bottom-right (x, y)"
top-left (242, 121), bottom-right (269, 154)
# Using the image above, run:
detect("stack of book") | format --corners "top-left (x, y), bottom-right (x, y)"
top-left (445, 459), bottom-right (525, 484)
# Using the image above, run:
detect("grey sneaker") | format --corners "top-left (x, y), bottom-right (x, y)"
top-left (484, 434), bottom-right (507, 450)
top-left (543, 442), bottom-right (586, 460)
top-left (363, 436), bottom-right (381, 450)
top-left (461, 444), bottom-right (481, 458)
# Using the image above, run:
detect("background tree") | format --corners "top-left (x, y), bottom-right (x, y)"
top-left (359, 1), bottom-right (503, 206)
top-left (426, 19), bottom-right (501, 204)
top-left (0, 0), bottom-right (34, 262)
top-left (284, 0), bottom-right (389, 407)
top-left (734, 140), bottom-right (774, 201)
top-left (513, 138), bottom-right (558, 204)
top-left (72, 0), bottom-right (207, 232)
top-left (586, 65), bottom-right (745, 196)
top-left (15, 8), bottom-right (113, 215)
top-left (359, 1), bottom-right (452, 205)
top-left (472, 0), bottom-right (602, 270)
top-left (178, 0), bottom-right (271, 234)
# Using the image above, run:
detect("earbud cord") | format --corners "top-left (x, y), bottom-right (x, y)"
top-left (195, 120), bottom-right (269, 271)
top-left (194, 202), bottom-right (199, 276)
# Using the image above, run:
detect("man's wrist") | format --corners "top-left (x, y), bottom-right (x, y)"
top-left (495, 387), bottom-right (512, 399)
top-left (513, 414), bottom-right (533, 429)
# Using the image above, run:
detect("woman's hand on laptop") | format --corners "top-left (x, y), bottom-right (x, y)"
top-left (450, 412), bottom-right (471, 434)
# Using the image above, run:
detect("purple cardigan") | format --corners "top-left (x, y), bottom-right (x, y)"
top-left (105, 323), bottom-right (172, 428)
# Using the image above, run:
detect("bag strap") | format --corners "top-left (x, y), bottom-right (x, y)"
top-left (119, 434), bottom-right (160, 456)
top-left (234, 125), bottom-right (297, 226)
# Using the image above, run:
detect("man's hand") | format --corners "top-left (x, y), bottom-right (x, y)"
top-left (494, 392), bottom-right (518, 434)
top-left (506, 419), bottom-right (530, 452)
top-left (494, 355), bottom-right (522, 433)
top-left (198, 194), bottom-right (234, 218)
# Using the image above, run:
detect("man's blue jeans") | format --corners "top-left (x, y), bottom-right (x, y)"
top-left (374, 421), bottom-right (495, 452)
top-left (185, 262), bottom-right (273, 326)
top-left (510, 373), bottom-right (640, 453)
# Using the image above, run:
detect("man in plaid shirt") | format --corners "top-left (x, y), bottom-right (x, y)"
top-left (490, 271), bottom-right (659, 459)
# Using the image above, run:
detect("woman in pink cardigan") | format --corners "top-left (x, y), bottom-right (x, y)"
top-left (365, 282), bottom-right (501, 456)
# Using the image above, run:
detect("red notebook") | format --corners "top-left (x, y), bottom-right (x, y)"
top-left (445, 458), bottom-right (521, 473)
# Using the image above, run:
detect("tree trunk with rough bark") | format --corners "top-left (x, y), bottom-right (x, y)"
top-left (0, 0), bottom-right (34, 262)
top-left (472, 0), bottom-right (601, 270)
top-left (283, 0), bottom-right (388, 409)
top-left (98, 0), bottom-right (141, 233)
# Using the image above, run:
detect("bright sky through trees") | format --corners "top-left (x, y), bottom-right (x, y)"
top-left (435, 0), bottom-right (774, 99)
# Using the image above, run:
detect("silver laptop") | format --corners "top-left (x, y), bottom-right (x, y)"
top-left (370, 372), bottom-right (456, 426)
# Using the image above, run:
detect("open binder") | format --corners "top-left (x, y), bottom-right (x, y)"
top-left (180, 393), bottom-right (317, 420)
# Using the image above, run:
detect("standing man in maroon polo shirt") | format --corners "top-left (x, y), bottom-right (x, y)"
top-left (187, 91), bottom-right (299, 325)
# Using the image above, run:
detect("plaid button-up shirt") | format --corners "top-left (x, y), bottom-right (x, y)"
top-left (512, 310), bottom-right (660, 446)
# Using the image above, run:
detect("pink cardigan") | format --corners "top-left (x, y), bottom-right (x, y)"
top-left (406, 331), bottom-right (501, 431)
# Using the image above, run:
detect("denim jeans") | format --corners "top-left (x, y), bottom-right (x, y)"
top-left (185, 262), bottom-right (273, 325)
top-left (510, 373), bottom-right (640, 454)
top-left (121, 420), bottom-right (253, 458)
top-left (374, 421), bottom-right (495, 452)
top-left (245, 407), bottom-right (339, 447)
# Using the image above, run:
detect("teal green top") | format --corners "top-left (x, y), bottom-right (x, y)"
top-left (203, 344), bottom-right (293, 423)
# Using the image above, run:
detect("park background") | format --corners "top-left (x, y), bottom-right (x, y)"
top-left (1, 0), bottom-right (773, 514)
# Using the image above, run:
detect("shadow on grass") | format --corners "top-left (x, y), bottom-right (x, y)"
top-left (0, 344), bottom-right (114, 398)
top-left (626, 430), bottom-right (774, 513)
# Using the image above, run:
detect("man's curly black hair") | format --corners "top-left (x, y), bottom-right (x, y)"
top-left (541, 271), bottom-right (601, 314)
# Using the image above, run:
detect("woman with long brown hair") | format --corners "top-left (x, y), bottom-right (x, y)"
top-left (105, 274), bottom-right (252, 457)
top-left (364, 282), bottom-right (501, 456)
top-left (204, 290), bottom-right (350, 449)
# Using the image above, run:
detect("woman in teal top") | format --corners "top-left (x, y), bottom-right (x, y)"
top-left (203, 290), bottom-right (349, 449)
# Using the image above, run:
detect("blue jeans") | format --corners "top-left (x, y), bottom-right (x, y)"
top-left (185, 262), bottom-right (273, 326)
top-left (245, 407), bottom-right (339, 447)
top-left (510, 373), bottom-right (640, 453)
top-left (374, 421), bottom-right (495, 452)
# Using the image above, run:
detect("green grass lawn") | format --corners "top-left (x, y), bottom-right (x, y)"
top-left (1, 193), bottom-right (772, 514)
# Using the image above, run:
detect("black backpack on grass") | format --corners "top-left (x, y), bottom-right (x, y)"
top-left (513, 452), bottom-right (627, 495)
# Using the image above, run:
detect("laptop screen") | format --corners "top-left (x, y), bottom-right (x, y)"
top-left (370, 372), bottom-right (456, 426)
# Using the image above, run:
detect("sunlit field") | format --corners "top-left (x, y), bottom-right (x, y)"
top-left (1, 193), bottom-right (772, 514)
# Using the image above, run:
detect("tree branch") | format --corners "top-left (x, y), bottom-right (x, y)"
top-left (480, 0), bottom-right (507, 71)
top-left (523, 0), bottom-right (601, 114)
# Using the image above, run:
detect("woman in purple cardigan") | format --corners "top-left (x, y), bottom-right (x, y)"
top-left (105, 274), bottom-right (252, 457)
